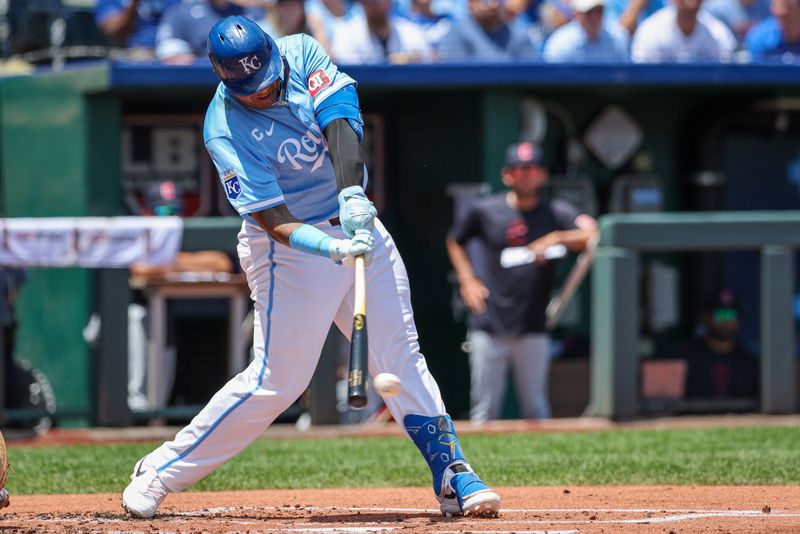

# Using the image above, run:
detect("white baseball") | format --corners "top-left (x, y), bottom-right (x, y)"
top-left (373, 372), bottom-right (402, 398)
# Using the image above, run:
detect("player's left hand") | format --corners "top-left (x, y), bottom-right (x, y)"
top-left (329, 229), bottom-right (374, 267)
top-left (338, 186), bottom-right (376, 237)
top-left (528, 233), bottom-right (562, 263)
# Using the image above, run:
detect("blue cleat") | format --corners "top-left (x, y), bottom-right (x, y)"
top-left (404, 414), bottom-right (501, 517)
top-left (437, 460), bottom-right (500, 517)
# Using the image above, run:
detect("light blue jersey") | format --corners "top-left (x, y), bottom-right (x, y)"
top-left (204, 34), bottom-right (356, 224)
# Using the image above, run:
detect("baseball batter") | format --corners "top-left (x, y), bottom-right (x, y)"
top-left (122, 15), bottom-right (500, 519)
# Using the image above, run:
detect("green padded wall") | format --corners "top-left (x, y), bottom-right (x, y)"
top-left (0, 66), bottom-right (116, 425)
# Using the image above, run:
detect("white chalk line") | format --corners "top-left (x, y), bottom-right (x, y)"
top-left (169, 504), bottom-right (800, 527)
top-left (433, 531), bottom-right (578, 534)
top-left (275, 530), bottom-right (579, 534)
top-left (23, 505), bottom-right (800, 530)
top-left (171, 505), bottom-right (799, 515)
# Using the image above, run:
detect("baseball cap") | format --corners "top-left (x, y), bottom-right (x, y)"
top-left (702, 289), bottom-right (740, 319)
top-left (144, 180), bottom-right (184, 216)
top-left (571, 0), bottom-right (604, 12)
top-left (504, 141), bottom-right (545, 168)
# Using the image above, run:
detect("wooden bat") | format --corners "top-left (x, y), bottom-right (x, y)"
top-left (347, 256), bottom-right (368, 409)
top-left (545, 234), bottom-right (599, 331)
top-left (0, 430), bottom-right (9, 509)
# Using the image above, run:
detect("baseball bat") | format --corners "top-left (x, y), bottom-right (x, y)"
top-left (347, 256), bottom-right (368, 409)
top-left (0, 430), bottom-right (9, 509)
top-left (545, 234), bottom-right (599, 330)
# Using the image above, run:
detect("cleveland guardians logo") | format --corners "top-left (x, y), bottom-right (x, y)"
top-left (307, 69), bottom-right (331, 97)
top-left (221, 168), bottom-right (241, 200)
top-left (506, 218), bottom-right (529, 246)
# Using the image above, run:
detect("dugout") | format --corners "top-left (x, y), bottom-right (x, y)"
top-left (1, 62), bottom-right (800, 426)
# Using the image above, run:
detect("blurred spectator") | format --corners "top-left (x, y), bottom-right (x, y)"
top-left (155, 1), bottom-right (266, 64)
top-left (537, 0), bottom-right (576, 36)
top-left (95, 0), bottom-right (180, 55)
top-left (704, 0), bottom-right (771, 42)
top-left (631, 0), bottom-right (736, 61)
top-left (667, 289), bottom-right (759, 400)
top-left (306, 0), bottom-right (366, 54)
top-left (510, 0), bottom-right (574, 38)
top-left (269, 0), bottom-right (313, 37)
top-left (543, 0), bottom-right (629, 61)
top-left (605, 0), bottom-right (665, 35)
top-left (332, 0), bottom-right (434, 63)
top-left (399, 0), bottom-right (454, 53)
top-left (440, 0), bottom-right (542, 61)
top-left (506, 0), bottom-right (561, 45)
top-left (745, 0), bottom-right (800, 61)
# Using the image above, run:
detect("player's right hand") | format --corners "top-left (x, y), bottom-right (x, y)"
top-left (460, 278), bottom-right (489, 314)
top-left (338, 186), bottom-right (377, 237)
top-left (328, 229), bottom-right (374, 267)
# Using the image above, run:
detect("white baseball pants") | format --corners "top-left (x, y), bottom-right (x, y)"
top-left (145, 218), bottom-right (446, 492)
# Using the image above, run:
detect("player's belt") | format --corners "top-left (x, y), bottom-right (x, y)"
top-left (328, 217), bottom-right (340, 226)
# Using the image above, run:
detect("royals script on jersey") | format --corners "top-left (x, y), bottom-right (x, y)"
top-left (204, 34), bottom-right (356, 224)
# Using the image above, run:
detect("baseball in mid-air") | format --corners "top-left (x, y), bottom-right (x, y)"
top-left (373, 373), bottom-right (402, 398)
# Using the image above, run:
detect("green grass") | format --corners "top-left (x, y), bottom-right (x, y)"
top-left (6, 426), bottom-right (800, 495)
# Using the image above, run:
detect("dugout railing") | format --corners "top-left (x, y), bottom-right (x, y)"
top-left (590, 211), bottom-right (800, 419)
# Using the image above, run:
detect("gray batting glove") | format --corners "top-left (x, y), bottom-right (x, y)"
top-left (338, 186), bottom-right (377, 238)
top-left (328, 229), bottom-right (375, 267)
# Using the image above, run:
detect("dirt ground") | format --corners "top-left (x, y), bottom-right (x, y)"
top-left (3, 416), bottom-right (800, 533)
top-left (2, 485), bottom-right (799, 533)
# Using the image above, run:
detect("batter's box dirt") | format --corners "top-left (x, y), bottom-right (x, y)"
top-left (2, 486), bottom-right (800, 533)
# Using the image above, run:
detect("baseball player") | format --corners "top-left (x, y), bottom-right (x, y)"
top-left (446, 142), bottom-right (598, 422)
top-left (122, 15), bottom-right (500, 519)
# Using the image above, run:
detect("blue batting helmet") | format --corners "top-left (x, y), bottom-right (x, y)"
top-left (207, 16), bottom-right (283, 97)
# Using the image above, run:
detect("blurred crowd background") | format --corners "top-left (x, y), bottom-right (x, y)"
top-left (1, 0), bottom-right (799, 69)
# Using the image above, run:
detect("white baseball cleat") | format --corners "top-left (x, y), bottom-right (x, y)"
top-left (438, 462), bottom-right (501, 517)
top-left (121, 457), bottom-right (170, 519)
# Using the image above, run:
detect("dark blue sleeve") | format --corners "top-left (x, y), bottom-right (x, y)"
top-left (314, 85), bottom-right (364, 142)
top-left (450, 203), bottom-right (483, 245)
top-left (550, 199), bottom-right (581, 230)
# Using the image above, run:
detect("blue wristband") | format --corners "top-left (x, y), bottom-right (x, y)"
top-left (288, 224), bottom-right (334, 257)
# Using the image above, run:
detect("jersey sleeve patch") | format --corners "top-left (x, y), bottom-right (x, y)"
top-left (307, 69), bottom-right (331, 97)
top-left (220, 167), bottom-right (242, 200)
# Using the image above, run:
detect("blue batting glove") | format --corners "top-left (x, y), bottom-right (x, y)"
top-left (338, 185), bottom-right (376, 238)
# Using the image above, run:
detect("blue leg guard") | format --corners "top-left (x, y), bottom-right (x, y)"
top-left (404, 414), bottom-right (500, 516)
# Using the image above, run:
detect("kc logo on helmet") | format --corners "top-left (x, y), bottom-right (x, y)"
top-left (238, 55), bottom-right (261, 74)
top-left (307, 69), bottom-right (331, 97)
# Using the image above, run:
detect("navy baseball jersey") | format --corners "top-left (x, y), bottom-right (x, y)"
top-left (450, 195), bottom-right (580, 335)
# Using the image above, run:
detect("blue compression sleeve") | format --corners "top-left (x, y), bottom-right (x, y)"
top-left (315, 85), bottom-right (363, 142)
top-left (288, 224), bottom-right (334, 257)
